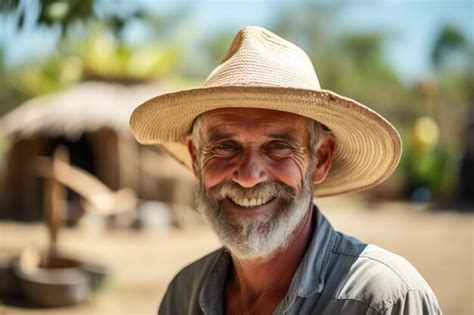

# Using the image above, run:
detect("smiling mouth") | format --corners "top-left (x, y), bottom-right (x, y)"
top-left (227, 196), bottom-right (276, 208)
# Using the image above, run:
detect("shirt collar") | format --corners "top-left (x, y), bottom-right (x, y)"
top-left (292, 207), bottom-right (337, 297)
top-left (199, 249), bottom-right (230, 315)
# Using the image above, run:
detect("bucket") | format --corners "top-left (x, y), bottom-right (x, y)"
top-left (13, 256), bottom-right (90, 307)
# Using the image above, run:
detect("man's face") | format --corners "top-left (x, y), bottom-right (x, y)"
top-left (190, 108), bottom-right (317, 259)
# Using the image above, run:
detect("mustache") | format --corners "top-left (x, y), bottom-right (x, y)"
top-left (204, 181), bottom-right (297, 201)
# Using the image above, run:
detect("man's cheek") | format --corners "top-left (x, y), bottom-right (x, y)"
top-left (267, 160), bottom-right (305, 187)
top-left (202, 159), bottom-right (236, 187)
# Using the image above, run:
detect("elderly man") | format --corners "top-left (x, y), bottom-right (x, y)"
top-left (130, 26), bottom-right (440, 314)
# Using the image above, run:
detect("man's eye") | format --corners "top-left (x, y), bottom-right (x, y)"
top-left (216, 143), bottom-right (235, 150)
top-left (214, 142), bottom-right (239, 156)
top-left (273, 143), bottom-right (288, 150)
top-left (267, 142), bottom-right (292, 157)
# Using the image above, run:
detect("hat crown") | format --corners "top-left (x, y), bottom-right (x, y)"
top-left (204, 26), bottom-right (321, 90)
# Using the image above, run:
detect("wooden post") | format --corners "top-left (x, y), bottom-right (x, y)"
top-left (44, 146), bottom-right (69, 256)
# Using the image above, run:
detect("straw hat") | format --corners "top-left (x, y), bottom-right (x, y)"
top-left (130, 26), bottom-right (402, 196)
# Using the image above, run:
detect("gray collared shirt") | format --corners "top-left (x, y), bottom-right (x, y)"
top-left (159, 208), bottom-right (441, 314)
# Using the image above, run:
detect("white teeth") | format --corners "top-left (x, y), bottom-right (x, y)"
top-left (229, 196), bottom-right (273, 208)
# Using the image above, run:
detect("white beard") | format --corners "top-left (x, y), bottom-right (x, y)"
top-left (196, 178), bottom-right (313, 260)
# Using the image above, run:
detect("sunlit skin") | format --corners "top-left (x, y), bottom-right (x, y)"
top-left (187, 108), bottom-right (336, 314)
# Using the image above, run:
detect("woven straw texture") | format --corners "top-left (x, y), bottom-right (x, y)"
top-left (129, 26), bottom-right (402, 196)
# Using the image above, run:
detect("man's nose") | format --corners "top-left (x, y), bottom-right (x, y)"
top-left (232, 148), bottom-right (268, 188)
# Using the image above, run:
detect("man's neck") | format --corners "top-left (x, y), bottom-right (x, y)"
top-left (225, 205), bottom-right (315, 314)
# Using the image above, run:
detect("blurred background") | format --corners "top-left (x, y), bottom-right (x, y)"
top-left (0, 0), bottom-right (472, 314)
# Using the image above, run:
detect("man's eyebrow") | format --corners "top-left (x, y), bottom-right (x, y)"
top-left (206, 131), bottom-right (236, 143)
top-left (268, 132), bottom-right (299, 144)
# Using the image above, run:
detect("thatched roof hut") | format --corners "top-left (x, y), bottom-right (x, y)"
top-left (0, 82), bottom-right (195, 221)
top-left (2, 81), bottom-right (144, 138)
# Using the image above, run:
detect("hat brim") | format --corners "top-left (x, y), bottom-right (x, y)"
top-left (129, 86), bottom-right (402, 197)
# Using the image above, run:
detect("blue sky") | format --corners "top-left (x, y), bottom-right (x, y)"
top-left (2, 0), bottom-right (473, 83)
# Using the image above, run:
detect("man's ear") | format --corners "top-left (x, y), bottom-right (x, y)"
top-left (311, 134), bottom-right (336, 184)
top-left (186, 135), bottom-right (199, 176)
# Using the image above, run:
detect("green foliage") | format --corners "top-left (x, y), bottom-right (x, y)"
top-left (73, 24), bottom-right (181, 82)
top-left (403, 139), bottom-right (454, 195)
top-left (206, 31), bottom-right (236, 65)
top-left (339, 33), bottom-right (384, 67)
top-left (12, 54), bottom-right (79, 96)
top-left (431, 24), bottom-right (467, 68)
top-left (38, 0), bottom-right (94, 29)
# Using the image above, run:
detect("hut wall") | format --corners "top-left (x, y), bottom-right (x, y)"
top-left (1, 131), bottom-right (121, 221)
top-left (89, 129), bottom-right (120, 191)
top-left (116, 134), bottom-right (140, 192)
top-left (1, 138), bottom-right (52, 220)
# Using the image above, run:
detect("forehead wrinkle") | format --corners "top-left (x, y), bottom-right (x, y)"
top-left (205, 123), bottom-right (305, 141)
top-left (206, 128), bottom-right (305, 145)
top-left (203, 122), bottom-right (237, 142)
top-left (202, 122), bottom-right (256, 143)
top-left (207, 130), bottom-right (236, 143)
top-left (200, 110), bottom-right (311, 145)
top-left (268, 131), bottom-right (301, 144)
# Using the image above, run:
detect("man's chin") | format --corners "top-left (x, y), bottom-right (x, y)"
top-left (203, 215), bottom-right (278, 260)
top-left (224, 244), bottom-right (282, 261)
top-left (206, 210), bottom-right (299, 260)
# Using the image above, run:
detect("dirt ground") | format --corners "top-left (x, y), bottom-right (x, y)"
top-left (1, 195), bottom-right (473, 315)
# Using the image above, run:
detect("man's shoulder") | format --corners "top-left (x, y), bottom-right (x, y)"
top-left (159, 248), bottom-right (226, 314)
top-left (356, 244), bottom-right (429, 290)
top-left (169, 247), bottom-right (225, 288)
top-left (331, 241), bottom-right (440, 313)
